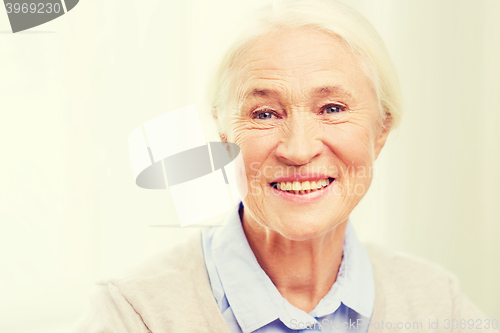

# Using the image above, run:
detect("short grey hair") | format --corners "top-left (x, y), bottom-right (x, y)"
top-left (208, 0), bottom-right (402, 138)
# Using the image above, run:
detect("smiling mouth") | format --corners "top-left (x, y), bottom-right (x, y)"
top-left (270, 178), bottom-right (335, 194)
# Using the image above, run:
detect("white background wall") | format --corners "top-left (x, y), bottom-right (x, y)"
top-left (0, 0), bottom-right (499, 332)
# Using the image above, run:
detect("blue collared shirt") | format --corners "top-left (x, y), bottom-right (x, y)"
top-left (201, 203), bottom-right (374, 333)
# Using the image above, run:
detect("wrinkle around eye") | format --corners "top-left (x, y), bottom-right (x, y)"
top-left (318, 113), bottom-right (352, 125)
top-left (321, 118), bottom-right (350, 125)
top-left (230, 115), bottom-right (280, 132)
top-left (246, 120), bottom-right (280, 130)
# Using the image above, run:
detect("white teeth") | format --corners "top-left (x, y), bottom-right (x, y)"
top-left (274, 179), bottom-right (332, 193)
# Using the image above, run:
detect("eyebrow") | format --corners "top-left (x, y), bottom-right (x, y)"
top-left (241, 88), bottom-right (277, 101)
top-left (241, 85), bottom-right (355, 103)
top-left (312, 86), bottom-right (354, 100)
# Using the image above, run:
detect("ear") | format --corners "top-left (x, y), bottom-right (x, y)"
top-left (374, 112), bottom-right (392, 160)
top-left (213, 107), bottom-right (228, 143)
top-left (219, 133), bottom-right (235, 158)
top-left (219, 133), bottom-right (228, 143)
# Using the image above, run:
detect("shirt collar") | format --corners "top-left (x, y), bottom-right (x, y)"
top-left (209, 203), bottom-right (374, 332)
top-left (311, 219), bottom-right (375, 319)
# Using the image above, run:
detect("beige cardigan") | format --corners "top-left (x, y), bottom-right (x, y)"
top-left (73, 231), bottom-right (497, 333)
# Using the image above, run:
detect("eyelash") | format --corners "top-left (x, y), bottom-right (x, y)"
top-left (319, 103), bottom-right (348, 115)
top-left (251, 109), bottom-right (280, 120)
top-left (251, 103), bottom-right (347, 120)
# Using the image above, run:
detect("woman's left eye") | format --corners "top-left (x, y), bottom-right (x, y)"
top-left (322, 104), bottom-right (346, 114)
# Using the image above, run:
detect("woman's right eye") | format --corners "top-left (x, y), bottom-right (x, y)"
top-left (257, 112), bottom-right (273, 119)
top-left (252, 110), bottom-right (277, 120)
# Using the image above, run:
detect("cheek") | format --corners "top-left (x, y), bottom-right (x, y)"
top-left (230, 128), bottom-right (278, 180)
top-left (325, 122), bottom-right (376, 170)
top-left (323, 123), bottom-right (377, 201)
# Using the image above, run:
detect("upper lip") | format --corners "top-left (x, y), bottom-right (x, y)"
top-left (270, 174), bottom-right (335, 183)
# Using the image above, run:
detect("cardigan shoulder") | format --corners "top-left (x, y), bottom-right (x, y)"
top-left (364, 243), bottom-right (497, 333)
top-left (73, 234), bottom-right (496, 333)
top-left (73, 230), bottom-right (229, 333)
top-left (364, 242), bottom-right (456, 295)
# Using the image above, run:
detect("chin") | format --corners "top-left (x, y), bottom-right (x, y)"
top-left (274, 216), bottom-right (338, 241)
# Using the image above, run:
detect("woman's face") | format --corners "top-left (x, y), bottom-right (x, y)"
top-left (226, 27), bottom-right (390, 240)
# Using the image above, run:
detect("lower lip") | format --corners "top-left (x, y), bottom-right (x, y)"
top-left (269, 181), bottom-right (333, 203)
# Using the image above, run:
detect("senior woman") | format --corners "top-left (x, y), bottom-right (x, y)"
top-left (74, 1), bottom-right (496, 332)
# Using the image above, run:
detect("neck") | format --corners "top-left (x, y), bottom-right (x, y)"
top-left (241, 208), bottom-right (347, 313)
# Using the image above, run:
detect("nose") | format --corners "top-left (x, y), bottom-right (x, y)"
top-left (275, 114), bottom-right (323, 166)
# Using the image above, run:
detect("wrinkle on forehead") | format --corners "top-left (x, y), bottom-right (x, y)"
top-left (240, 85), bottom-right (356, 105)
top-left (227, 26), bottom-right (375, 116)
